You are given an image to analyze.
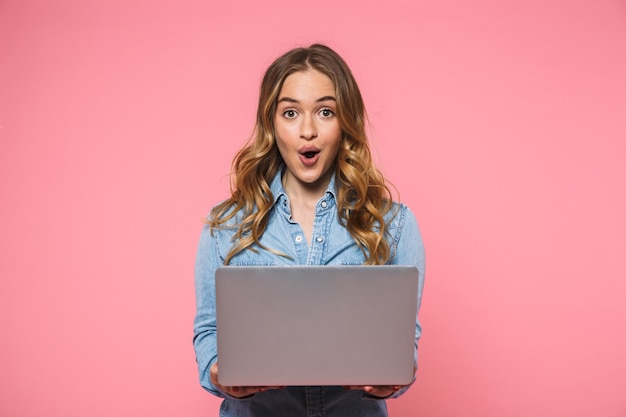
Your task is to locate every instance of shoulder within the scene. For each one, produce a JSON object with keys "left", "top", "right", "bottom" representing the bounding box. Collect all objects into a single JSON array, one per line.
[
  {"left": 386, "top": 202, "right": 425, "bottom": 268},
  {"left": 384, "top": 202, "right": 418, "bottom": 230},
  {"left": 198, "top": 202, "right": 244, "bottom": 262},
  {"left": 206, "top": 200, "right": 244, "bottom": 229}
]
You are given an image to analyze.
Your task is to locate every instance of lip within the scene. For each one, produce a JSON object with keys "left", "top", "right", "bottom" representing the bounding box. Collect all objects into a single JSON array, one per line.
[
  {"left": 298, "top": 146, "right": 321, "bottom": 167},
  {"left": 298, "top": 145, "right": 321, "bottom": 155}
]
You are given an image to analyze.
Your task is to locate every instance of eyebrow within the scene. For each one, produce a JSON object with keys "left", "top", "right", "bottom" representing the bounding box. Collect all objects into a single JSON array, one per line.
[{"left": 277, "top": 95, "right": 336, "bottom": 104}]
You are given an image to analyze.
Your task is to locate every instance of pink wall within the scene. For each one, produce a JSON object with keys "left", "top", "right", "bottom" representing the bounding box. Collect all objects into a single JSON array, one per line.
[{"left": 1, "top": 1, "right": 625, "bottom": 416}]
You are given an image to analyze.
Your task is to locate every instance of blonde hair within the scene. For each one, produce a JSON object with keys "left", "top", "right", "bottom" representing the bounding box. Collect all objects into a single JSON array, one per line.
[{"left": 209, "top": 44, "right": 395, "bottom": 264}]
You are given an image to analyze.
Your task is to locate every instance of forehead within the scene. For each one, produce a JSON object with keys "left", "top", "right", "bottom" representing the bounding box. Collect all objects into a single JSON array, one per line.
[{"left": 278, "top": 69, "right": 335, "bottom": 99}]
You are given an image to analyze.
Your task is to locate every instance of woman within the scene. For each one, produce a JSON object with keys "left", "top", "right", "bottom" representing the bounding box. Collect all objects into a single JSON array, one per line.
[{"left": 193, "top": 43, "right": 425, "bottom": 416}]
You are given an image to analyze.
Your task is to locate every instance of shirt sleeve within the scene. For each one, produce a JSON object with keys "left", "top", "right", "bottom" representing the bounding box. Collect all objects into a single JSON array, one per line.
[
  {"left": 392, "top": 205, "right": 426, "bottom": 312},
  {"left": 381, "top": 204, "right": 426, "bottom": 400},
  {"left": 193, "top": 223, "right": 226, "bottom": 397}
]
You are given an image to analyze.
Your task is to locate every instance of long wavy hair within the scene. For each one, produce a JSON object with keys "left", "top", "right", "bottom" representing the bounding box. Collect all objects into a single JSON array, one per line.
[{"left": 209, "top": 44, "right": 395, "bottom": 265}]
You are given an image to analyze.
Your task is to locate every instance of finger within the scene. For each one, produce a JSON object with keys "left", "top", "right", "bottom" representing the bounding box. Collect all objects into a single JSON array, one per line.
[
  {"left": 364, "top": 385, "right": 397, "bottom": 397},
  {"left": 227, "top": 385, "right": 285, "bottom": 398},
  {"left": 209, "top": 362, "right": 220, "bottom": 386},
  {"left": 226, "top": 386, "right": 256, "bottom": 398}
]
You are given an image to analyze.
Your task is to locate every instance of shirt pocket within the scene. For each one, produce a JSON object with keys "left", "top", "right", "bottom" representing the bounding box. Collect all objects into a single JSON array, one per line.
[
  {"left": 324, "top": 231, "right": 367, "bottom": 265},
  {"left": 224, "top": 247, "right": 281, "bottom": 266},
  {"left": 212, "top": 227, "right": 279, "bottom": 266},
  {"left": 228, "top": 259, "right": 278, "bottom": 266}
]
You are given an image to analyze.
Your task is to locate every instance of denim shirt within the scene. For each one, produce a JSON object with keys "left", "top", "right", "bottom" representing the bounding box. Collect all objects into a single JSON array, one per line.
[{"left": 193, "top": 171, "right": 425, "bottom": 417}]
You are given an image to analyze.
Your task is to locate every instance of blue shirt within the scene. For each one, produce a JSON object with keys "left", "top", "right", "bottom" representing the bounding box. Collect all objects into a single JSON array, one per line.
[{"left": 193, "top": 171, "right": 425, "bottom": 417}]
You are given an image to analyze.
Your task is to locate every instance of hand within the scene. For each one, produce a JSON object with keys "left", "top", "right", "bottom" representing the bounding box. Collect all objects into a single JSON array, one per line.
[
  {"left": 343, "top": 384, "right": 403, "bottom": 398},
  {"left": 345, "top": 364, "right": 416, "bottom": 398},
  {"left": 210, "top": 362, "right": 285, "bottom": 398}
]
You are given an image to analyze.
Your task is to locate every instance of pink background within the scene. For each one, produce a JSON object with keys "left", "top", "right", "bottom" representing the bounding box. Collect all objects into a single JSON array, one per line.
[{"left": 1, "top": 0, "right": 625, "bottom": 416}]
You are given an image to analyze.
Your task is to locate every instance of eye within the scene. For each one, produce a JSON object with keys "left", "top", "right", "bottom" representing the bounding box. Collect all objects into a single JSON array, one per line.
[
  {"left": 319, "top": 108, "right": 335, "bottom": 118},
  {"left": 283, "top": 109, "right": 298, "bottom": 119}
]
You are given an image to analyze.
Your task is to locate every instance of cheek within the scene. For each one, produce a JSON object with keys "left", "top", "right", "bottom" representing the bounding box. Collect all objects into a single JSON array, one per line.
[
  {"left": 273, "top": 128, "right": 288, "bottom": 151},
  {"left": 274, "top": 135, "right": 286, "bottom": 157},
  {"left": 273, "top": 128, "right": 291, "bottom": 160},
  {"left": 324, "top": 124, "right": 343, "bottom": 147},
  {"left": 274, "top": 119, "right": 294, "bottom": 142}
]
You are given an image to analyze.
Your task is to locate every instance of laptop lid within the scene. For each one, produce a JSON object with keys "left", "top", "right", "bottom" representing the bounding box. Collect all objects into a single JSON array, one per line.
[{"left": 215, "top": 265, "right": 419, "bottom": 386}]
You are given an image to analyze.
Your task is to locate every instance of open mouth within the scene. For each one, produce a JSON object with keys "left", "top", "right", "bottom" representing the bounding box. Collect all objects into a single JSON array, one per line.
[{"left": 299, "top": 149, "right": 320, "bottom": 166}]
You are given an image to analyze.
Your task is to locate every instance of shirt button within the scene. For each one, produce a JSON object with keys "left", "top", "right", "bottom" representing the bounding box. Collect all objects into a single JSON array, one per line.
[
  {"left": 320, "top": 201, "right": 328, "bottom": 208},
  {"left": 295, "top": 235, "right": 303, "bottom": 243},
  {"left": 316, "top": 237, "right": 324, "bottom": 243}
]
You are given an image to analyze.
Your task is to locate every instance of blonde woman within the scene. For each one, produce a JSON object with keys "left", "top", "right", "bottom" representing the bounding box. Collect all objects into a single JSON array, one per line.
[{"left": 193, "top": 44, "right": 425, "bottom": 417}]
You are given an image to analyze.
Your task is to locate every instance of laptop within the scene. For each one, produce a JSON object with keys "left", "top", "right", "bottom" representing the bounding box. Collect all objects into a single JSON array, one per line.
[{"left": 215, "top": 265, "right": 419, "bottom": 386}]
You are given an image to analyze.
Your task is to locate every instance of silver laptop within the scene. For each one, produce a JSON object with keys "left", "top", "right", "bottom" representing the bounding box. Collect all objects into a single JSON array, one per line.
[{"left": 215, "top": 265, "right": 419, "bottom": 386}]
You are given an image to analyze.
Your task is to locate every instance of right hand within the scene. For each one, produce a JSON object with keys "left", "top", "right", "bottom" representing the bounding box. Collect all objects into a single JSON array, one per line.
[{"left": 210, "top": 362, "right": 285, "bottom": 398}]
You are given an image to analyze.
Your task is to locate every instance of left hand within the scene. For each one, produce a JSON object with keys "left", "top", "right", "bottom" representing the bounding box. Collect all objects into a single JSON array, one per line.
[{"left": 344, "top": 384, "right": 403, "bottom": 398}]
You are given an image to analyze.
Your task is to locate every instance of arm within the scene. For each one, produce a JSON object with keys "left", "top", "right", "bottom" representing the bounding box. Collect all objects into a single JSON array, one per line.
[
  {"left": 193, "top": 223, "right": 223, "bottom": 397},
  {"left": 193, "top": 223, "right": 283, "bottom": 399},
  {"left": 364, "top": 205, "right": 426, "bottom": 399}
]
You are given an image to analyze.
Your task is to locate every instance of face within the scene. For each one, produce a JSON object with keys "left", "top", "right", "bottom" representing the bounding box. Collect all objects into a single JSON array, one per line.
[{"left": 274, "top": 69, "right": 342, "bottom": 197}]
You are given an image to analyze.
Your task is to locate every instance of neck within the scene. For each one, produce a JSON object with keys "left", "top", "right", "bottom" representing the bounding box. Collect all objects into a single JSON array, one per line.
[{"left": 281, "top": 172, "right": 331, "bottom": 206}]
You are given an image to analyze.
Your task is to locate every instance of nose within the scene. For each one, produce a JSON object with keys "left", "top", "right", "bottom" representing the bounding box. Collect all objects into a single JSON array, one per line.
[{"left": 299, "top": 114, "right": 318, "bottom": 140}]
